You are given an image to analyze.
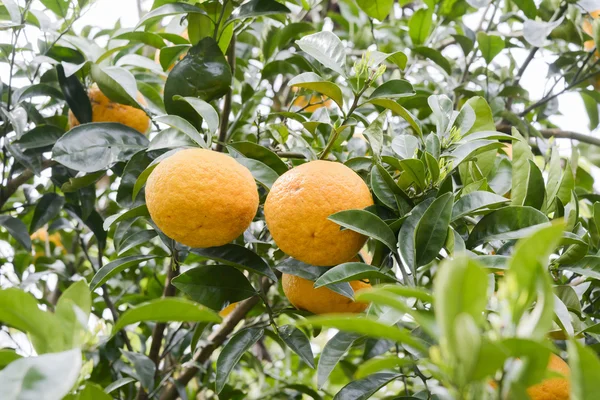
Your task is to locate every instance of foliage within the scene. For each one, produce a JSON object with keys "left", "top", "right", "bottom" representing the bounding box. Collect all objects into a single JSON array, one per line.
[{"left": 2, "top": 0, "right": 600, "bottom": 399}]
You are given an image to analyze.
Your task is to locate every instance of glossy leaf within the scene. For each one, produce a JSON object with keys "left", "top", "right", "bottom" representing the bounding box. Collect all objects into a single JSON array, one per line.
[
  {"left": 288, "top": 72, "right": 344, "bottom": 109},
  {"left": 476, "top": 32, "right": 504, "bottom": 64},
  {"left": 193, "top": 244, "right": 277, "bottom": 281},
  {"left": 228, "top": 141, "right": 288, "bottom": 174},
  {"left": 30, "top": 193, "right": 65, "bottom": 233},
  {"left": 233, "top": 0, "right": 290, "bottom": 19},
  {"left": 278, "top": 325, "right": 315, "bottom": 368},
  {"left": 317, "top": 331, "right": 361, "bottom": 388},
  {"left": 333, "top": 372, "right": 400, "bottom": 400},
  {"left": 356, "top": 0, "right": 393, "bottom": 20},
  {"left": 0, "top": 216, "right": 31, "bottom": 250},
  {"left": 172, "top": 96, "right": 219, "bottom": 133},
  {"left": 296, "top": 32, "right": 346, "bottom": 76},
  {"left": 215, "top": 328, "right": 264, "bottom": 393},
  {"left": 314, "top": 262, "right": 397, "bottom": 288},
  {"left": 414, "top": 193, "right": 453, "bottom": 266},
  {"left": 328, "top": 209, "right": 397, "bottom": 252},
  {"left": 57, "top": 64, "right": 92, "bottom": 124},
  {"left": 52, "top": 123, "right": 149, "bottom": 173},
  {"left": 408, "top": 8, "right": 433, "bottom": 45},
  {"left": 136, "top": 3, "right": 207, "bottom": 28},
  {"left": 172, "top": 265, "right": 256, "bottom": 310},
  {"left": 451, "top": 191, "right": 508, "bottom": 221}
]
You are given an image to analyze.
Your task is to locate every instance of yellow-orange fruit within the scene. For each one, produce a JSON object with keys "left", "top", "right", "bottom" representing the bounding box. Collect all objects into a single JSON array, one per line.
[
  {"left": 282, "top": 273, "right": 370, "bottom": 314},
  {"left": 68, "top": 85, "right": 150, "bottom": 134},
  {"left": 264, "top": 160, "right": 374, "bottom": 266},
  {"left": 527, "top": 354, "right": 570, "bottom": 400},
  {"left": 219, "top": 302, "right": 239, "bottom": 317},
  {"left": 145, "top": 149, "right": 259, "bottom": 248}
]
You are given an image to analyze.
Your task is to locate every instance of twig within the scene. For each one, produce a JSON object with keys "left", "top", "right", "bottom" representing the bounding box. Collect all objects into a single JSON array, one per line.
[
  {"left": 158, "top": 277, "right": 273, "bottom": 400},
  {"left": 496, "top": 124, "right": 600, "bottom": 147},
  {"left": 215, "top": 35, "right": 236, "bottom": 152},
  {"left": 0, "top": 159, "right": 57, "bottom": 210}
]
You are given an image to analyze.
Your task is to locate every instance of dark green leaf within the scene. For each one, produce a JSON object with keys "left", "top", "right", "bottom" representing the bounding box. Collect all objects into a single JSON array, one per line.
[
  {"left": 57, "top": 65, "right": 92, "bottom": 124},
  {"left": 412, "top": 46, "right": 452, "bottom": 74},
  {"left": 476, "top": 32, "right": 505, "bottom": 64},
  {"left": 216, "top": 328, "right": 264, "bottom": 393},
  {"left": 317, "top": 331, "right": 361, "bottom": 388},
  {"left": 0, "top": 216, "right": 31, "bottom": 250},
  {"left": 278, "top": 325, "right": 315, "bottom": 368},
  {"left": 136, "top": 3, "right": 207, "bottom": 28},
  {"left": 370, "top": 79, "right": 415, "bottom": 100},
  {"left": 288, "top": 72, "right": 344, "bottom": 109},
  {"left": 91, "top": 255, "right": 158, "bottom": 290},
  {"left": 121, "top": 351, "right": 156, "bottom": 391},
  {"left": 30, "top": 193, "right": 65, "bottom": 233},
  {"left": 193, "top": 244, "right": 277, "bottom": 281},
  {"left": 333, "top": 372, "right": 400, "bottom": 400},
  {"left": 228, "top": 141, "right": 288, "bottom": 174},
  {"left": 328, "top": 209, "right": 397, "bottom": 252},
  {"left": 314, "top": 262, "right": 396, "bottom": 288},
  {"left": 172, "top": 265, "right": 256, "bottom": 310},
  {"left": 452, "top": 191, "right": 508, "bottom": 221},
  {"left": 233, "top": 0, "right": 291, "bottom": 19},
  {"left": 414, "top": 193, "right": 453, "bottom": 266}
]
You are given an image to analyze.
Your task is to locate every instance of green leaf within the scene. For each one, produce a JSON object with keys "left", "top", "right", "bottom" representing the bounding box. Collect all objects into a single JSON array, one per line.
[
  {"left": 328, "top": 209, "right": 397, "bottom": 252},
  {"left": 113, "top": 31, "right": 166, "bottom": 48},
  {"left": 216, "top": 328, "right": 264, "bottom": 393},
  {"left": 288, "top": 72, "right": 344, "bottom": 109},
  {"left": 90, "top": 64, "right": 141, "bottom": 108},
  {"left": 452, "top": 191, "right": 509, "bottom": 221},
  {"left": 278, "top": 325, "right": 315, "bottom": 368},
  {"left": 464, "top": 97, "right": 496, "bottom": 134},
  {"left": 233, "top": 0, "right": 291, "bottom": 19},
  {"left": 398, "top": 158, "right": 426, "bottom": 190},
  {"left": 57, "top": 64, "right": 92, "bottom": 124},
  {"left": 362, "top": 111, "right": 387, "bottom": 159},
  {"left": 0, "top": 216, "right": 31, "bottom": 250},
  {"left": 523, "top": 160, "right": 545, "bottom": 210},
  {"left": 476, "top": 32, "right": 505, "bottom": 64},
  {"left": 356, "top": 0, "right": 393, "bottom": 20},
  {"left": 370, "top": 79, "right": 415, "bottom": 99},
  {"left": 235, "top": 157, "right": 279, "bottom": 189},
  {"left": 121, "top": 351, "right": 155, "bottom": 391},
  {"left": 228, "top": 141, "right": 288, "bottom": 174},
  {"left": 467, "top": 206, "right": 549, "bottom": 247},
  {"left": 30, "top": 193, "right": 65, "bottom": 233},
  {"left": 164, "top": 37, "right": 231, "bottom": 125},
  {"left": 172, "top": 265, "right": 256, "bottom": 310},
  {"left": 153, "top": 115, "right": 207, "bottom": 147},
  {"left": 568, "top": 339, "right": 600, "bottom": 400},
  {"left": 62, "top": 171, "right": 105, "bottom": 193},
  {"left": 103, "top": 204, "right": 149, "bottom": 231},
  {"left": 0, "top": 349, "right": 21, "bottom": 370},
  {"left": 370, "top": 50, "right": 408, "bottom": 70},
  {"left": 314, "top": 262, "right": 396, "bottom": 288},
  {"left": 172, "top": 96, "right": 219, "bottom": 134},
  {"left": 15, "top": 83, "right": 64, "bottom": 104},
  {"left": 75, "top": 383, "right": 112, "bottom": 400},
  {"left": 113, "top": 298, "right": 221, "bottom": 334},
  {"left": 52, "top": 123, "right": 149, "bottom": 173},
  {"left": 333, "top": 372, "right": 400, "bottom": 400},
  {"left": 55, "top": 281, "right": 91, "bottom": 348},
  {"left": 317, "top": 331, "right": 361, "bottom": 388},
  {"left": 0, "top": 349, "right": 82, "bottom": 400},
  {"left": 193, "top": 244, "right": 277, "bottom": 281},
  {"left": 414, "top": 193, "right": 454, "bottom": 266},
  {"left": 117, "top": 229, "right": 157, "bottom": 255},
  {"left": 277, "top": 258, "right": 354, "bottom": 299},
  {"left": 408, "top": 8, "right": 433, "bottom": 45},
  {"left": 368, "top": 98, "right": 422, "bottom": 137},
  {"left": 434, "top": 256, "right": 488, "bottom": 360},
  {"left": 14, "top": 125, "right": 64, "bottom": 151},
  {"left": 104, "top": 378, "right": 136, "bottom": 394},
  {"left": 391, "top": 135, "right": 419, "bottom": 159},
  {"left": 514, "top": 0, "right": 537, "bottom": 19},
  {"left": 298, "top": 315, "right": 425, "bottom": 351},
  {"left": 511, "top": 129, "right": 534, "bottom": 205},
  {"left": 136, "top": 3, "right": 207, "bottom": 28},
  {"left": 398, "top": 198, "right": 433, "bottom": 273},
  {"left": 295, "top": 32, "right": 346, "bottom": 76},
  {"left": 412, "top": 46, "right": 452, "bottom": 74},
  {"left": 355, "top": 356, "right": 413, "bottom": 379},
  {"left": 91, "top": 255, "right": 158, "bottom": 290}
]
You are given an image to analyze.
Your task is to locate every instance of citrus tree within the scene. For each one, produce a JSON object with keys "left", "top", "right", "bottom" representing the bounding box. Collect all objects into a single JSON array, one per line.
[{"left": 3, "top": 0, "right": 600, "bottom": 399}]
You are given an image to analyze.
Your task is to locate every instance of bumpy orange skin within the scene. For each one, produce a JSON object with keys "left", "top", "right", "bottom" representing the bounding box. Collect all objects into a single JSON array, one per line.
[
  {"left": 68, "top": 86, "right": 150, "bottom": 134},
  {"left": 264, "top": 160, "right": 374, "bottom": 266},
  {"left": 145, "top": 149, "right": 259, "bottom": 248},
  {"left": 526, "top": 354, "right": 570, "bottom": 400},
  {"left": 282, "top": 273, "right": 370, "bottom": 314}
]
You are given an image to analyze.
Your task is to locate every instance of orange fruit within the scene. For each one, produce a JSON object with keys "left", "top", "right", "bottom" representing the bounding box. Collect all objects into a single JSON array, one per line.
[
  {"left": 68, "top": 85, "right": 150, "bottom": 134},
  {"left": 264, "top": 160, "right": 374, "bottom": 266},
  {"left": 219, "top": 302, "right": 239, "bottom": 317},
  {"left": 282, "top": 273, "right": 370, "bottom": 314},
  {"left": 526, "top": 354, "right": 570, "bottom": 400},
  {"left": 145, "top": 149, "right": 259, "bottom": 248}
]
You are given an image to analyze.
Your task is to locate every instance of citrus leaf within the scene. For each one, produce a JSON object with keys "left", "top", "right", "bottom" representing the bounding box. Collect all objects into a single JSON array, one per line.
[
  {"left": 278, "top": 325, "right": 315, "bottom": 368},
  {"left": 328, "top": 209, "right": 396, "bottom": 252},
  {"left": 314, "top": 262, "right": 397, "bottom": 288},
  {"left": 193, "top": 244, "right": 277, "bottom": 281},
  {"left": 215, "top": 328, "right": 264, "bottom": 393},
  {"left": 91, "top": 255, "right": 158, "bottom": 290}
]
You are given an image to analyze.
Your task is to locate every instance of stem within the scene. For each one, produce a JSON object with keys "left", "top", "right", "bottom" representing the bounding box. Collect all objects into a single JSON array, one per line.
[
  {"left": 216, "top": 35, "right": 236, "bottom": 152},
  {"left": 158, "top": 278, "right": 273, "bottom": 400},
  {"left": 319, "top": 83, "right": 369, "bottom": 160},
  {"left": 496, "top": 124, "right": 600, "bottom": 147},
  {"left": 0, "top": 160, "right": 57, "bottom": 210}
]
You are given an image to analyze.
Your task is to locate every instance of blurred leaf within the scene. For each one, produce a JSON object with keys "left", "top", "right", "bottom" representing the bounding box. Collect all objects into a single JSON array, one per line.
[
  {"left": 328, "top": 209, "right": 397, "bottom": 252},
  {"left": 296, "top": 32, "right": 346, "bottom": 76},
  {"left": 409, "top": 8, "right": 433, "bottom": 45},
  {"left": 523, "top": 160, "right": 545, "bottom": 210},
  {"left": 121, "top": 351, "right": 156, "bottom": 390},
  {"left": 278, "top": 325, "right": 315, "bottom": 368},
  {"left": 113, "top": 298, "right": 221, "bottom": 334},
  {"left": 117, "top": 229, "right": 157, "bottom": 255},
  {"left": 369, "top": 98, "right": 422, "bottom": 137},
  {"left": 476, "top": 32, "right": 504, "bottom": 64},
  {"left": 356, "top": 0, "right": 393, "bottom": 20},
  {"left": 216, "top": 328, "right": 264, "bottom": 393},
  {"left": 412, "top": 46, "right": 451, "bottom": 74},
  {"left": 523, "top": 16, "right": 564, "bottom": 47},
  {"left": 173, "top": 96, "right": 219, "bottom": 134},
  {"left": 513, "top": 0, "right": 536, "bottom": 18},
  {"left": 90, "top": 65, "right": 141, "bottom": 108},
  {"left": 355, "top": 356, "right": 413, "bottom": 379},
  {"left": 333, "top": 372, "right": 401, "bottom": 400},
  {"left": 235, "top": 157, "right": 279, "bottom": 189},
  {"left": 62, "top": 171, "right": 105, "bottom": 193},
  {"left": 154, "top": 115, "right": 207, "bottom": 148},
  {"left": 228, "top": 141, "right": 288, "bottom": 174},
  {"left": 568, "top": 339, "right": 600, "bottom": 400},
  {"left": 14, "top": 125, "right": 64, "bottom": 151},
  {"left": 52, "top": 123, "right": 149, "bottom": 173},
  {"left": 362, "top": 111, "right": 387, "bottom": 159},
  {"left": 30, "top": 193, "right": 65, "bottom": 233},
  {"left": 113, "top": 31, "right": 166, "bottom": 48},
  {"left": 0, "top": 350, "right": 21, "bottom": 370},
  {"left": 172, "top": 265, "right": 256, "bottom": 310},
  {"left": 136, "top": 3, "right": 207, "bottom": 28},
  {"left": 0, "top": 216, "right": 31, "bottom": 250},
  {"left": 451, "top": 191, "right": 508, "bottom": 221},
  {"left": 370, "top": 79, "right": 415, "bottom": 100},
  {"left": 233, "top": 0, "right": 291, "bottom": 19},
  {"left": 0, "top": 349, "right": 82, "bottom": 400}
]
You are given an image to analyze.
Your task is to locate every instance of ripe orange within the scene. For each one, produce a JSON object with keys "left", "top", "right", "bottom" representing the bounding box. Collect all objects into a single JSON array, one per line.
[
  {"left": 282, "top": 273, "right": 370, "bottom": 314},
  {"left": 264, "top": 160, "right": 373, "bottom": 266},
  {"left": 219, "top": 302, "right": 239, "bottom": 317},
  {"left": 68, "top": 85, "right": 150, "bottom": 134},
  {"left": 526, "top": 354, "right": 570, "bottom": 400},
  {"left": 145, "top": 149, "right": 259, "bottom": 248}
]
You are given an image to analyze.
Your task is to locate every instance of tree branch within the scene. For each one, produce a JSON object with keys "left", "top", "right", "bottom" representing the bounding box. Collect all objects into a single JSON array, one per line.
[
  {"left": 496, "top": 124, "right": 600, "bottom": 147},
  {"left": 216, "top": 35, "right": 236, "bottom": 152},
  {"left": 0, "top": 159, "right": 57, "bottom": 210},
  {"left": 158, "top": 278, "right": 273, "bottom": 400}
]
